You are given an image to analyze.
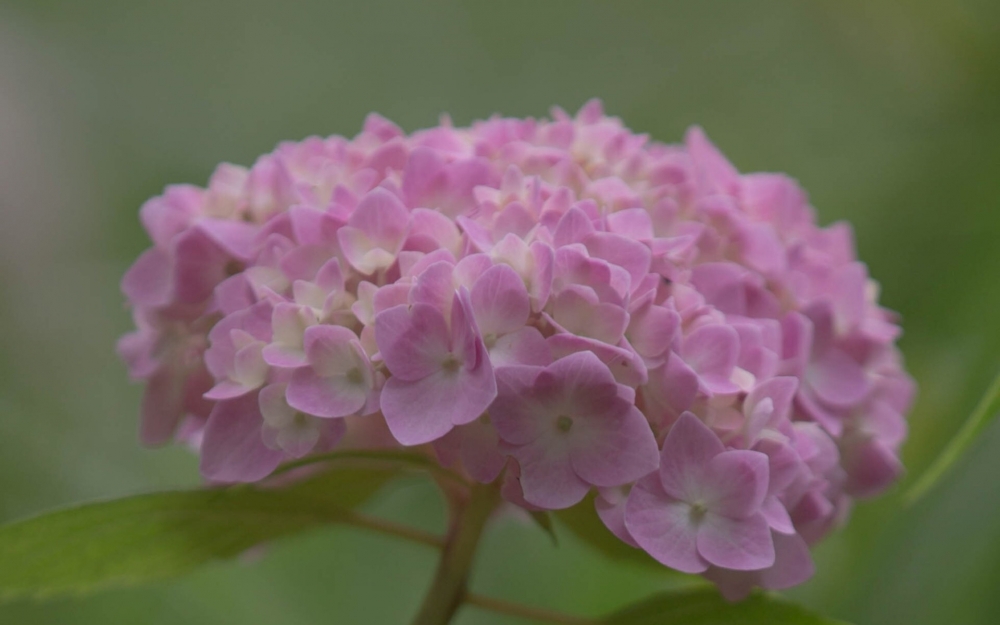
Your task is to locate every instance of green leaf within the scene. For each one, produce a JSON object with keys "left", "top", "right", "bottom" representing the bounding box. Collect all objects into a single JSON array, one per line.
[
  {"left": 906, "top": 366, "right": 1000, "bottom": 504},
  {"left": 272, "top": 448, "right": 466, "bottom": 486},
  {"left": 528, "top": 510, "right": 558, "bottom": 545},
  {"left": 601, "top": 587, "right": 851, "bottom": 624},
  {"left": 0, "top": 461, "right": 400, "bottom": 601},
  {"left": 554, "top": 493, "right": 691, "bottom": 579}
]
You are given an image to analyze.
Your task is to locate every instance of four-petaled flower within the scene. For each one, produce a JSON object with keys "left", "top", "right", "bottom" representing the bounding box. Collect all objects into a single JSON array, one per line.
[
  {"left": 490, "top": 351, "right": 659, "bottom": 509},
  {"left": 626, "top": 412, "right": 774, "bottom": 573},
  {"left": 376, "top": 289, "right": 497, "bottom": 445}
]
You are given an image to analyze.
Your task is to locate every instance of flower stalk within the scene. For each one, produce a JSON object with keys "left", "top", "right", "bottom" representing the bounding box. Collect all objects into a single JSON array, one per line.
[{"left": 411, "top": 481, "right": 501, "bottom": 625}]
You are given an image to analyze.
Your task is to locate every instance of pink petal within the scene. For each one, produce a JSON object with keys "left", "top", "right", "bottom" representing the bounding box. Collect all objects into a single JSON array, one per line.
[
  {"left": 380, "top": 360, "right": 496, "bottom": 446},
  {"left": 200, "top": 393, "right": 284, "bottom": 483},
  {"left": 408, "top": 208, "right": 463, "bottom": 255},
  {"left": 737, "top": 221, "right": 786, "bottom": 277},
  {"left": 232, "top": 341, "right": 268, "bottom": 387},
  {"left": 338, "top": 227, "right": 399, "bottom": 275},
  {"left": 583, "top": 232, "right": 651, "bottom": 289},
  {"left": 139, "top": 366, "right": 188, "bottom": 447},
  {"left": 779, "top": 311, "right": 812, "bottom": 375},
  {"left": 402, "top": 147, "right": 446, "bottom": 207},
  {"left": 204, "top": 380, "right": 253, "bottom": 401},
  {"left": 659, "top": 412, "right": 725, "bottom": 501},
  {"left": 595, "top": 488, "right": 639, "bottom": 548},
  {"left": 864, "top": 400, "right": 908, "bottom": 447},
  {"left": 214, "top": 274, "right": 254, "bottom": 316},
  {"left": 755, "top": 437, "right": 805, "bottom": 495},
  {"left": 759, "top": 531, "right": 815, "bottom": 590},
  {"left": 551, "top": 289, "right": 628, "bottom": 344},
  {"left": 195, "top": 219, "right": 257, "bottom": 260},
  {"left": 681, "top": 324, "right": 740, "bottom": 394},
  {"left": 470, "top": 264, "right": 530, "bottom": 336},
  {"left": 172, "top": 228, "right": 229, "bottom": 304},
  {"left": 586, "top": 177, "right": 642, "bottom": 211},
  {"left": 488, "top": 327, "right": 552, "bottom": 367},
  {"left": 806, "top": 348, "right": 869, "bottom": 408},
  {"left": 685, "top": 126, "right": 740, "bottom": 196},
  {"left": 625, "top": 475, "right": 707, "bottom": 574},
  {"left": 547, "top": 351, "right": 622, "bottom": 413},
  {"left": 739, "top": 173, "right": 807, "bottom": 227},
  {"left": 286, "top": 368, "right": 368, "bottom": 418},
  {"left": 744, "top": 376, "right": 798, "bottom": 440},
  {"left": 450, "top": 287, "right": 487, "bottom": 369},
  {"left": 117, "top": 330, "right": 157, "bottom": 380},
  {"left": 690, "top": 262, "right": 751, "bottom": 317},
  {"left": 546, "top": 327, "right": 637, "bottom": 374},
  {"left": 121, "top": 247, "right": 173, "bottom": 308},
  {"left": 410, "top": 260, "right": 457, "bottom": 314},
  {"left": 576, "top": 98, "right": 605, "bottom": 122},
  {"left": 452, "top": 253, "right": 494, "bottom": 287},
  {"left": 379, "top": 375, "right": 459, "bottom": 445},
  {"left": 512, "top": 436, "right": 590, "bottom": 509},
  {"left": 204, "top": 302, "right": 273, "bottom": 379},
  {"left": 139, "top": 186, "right": 200, "bottom": 248},
  {"left": 499, "top": 459, "right": 543, "bottom": 511},
  {"left": 553, "top": 206, "right": 596, "bottom": 247},
  {"left": 289, "top": 205, "right": 343, "bottom": 247},
  {"left": 374, "top": 303, "right": 451, "bottom": 381},
  {"left": 761, "top": 496, "right": 795, "bottom": 535},
  {"left": 606, "top": 207, "right": 654, "bottom": 241},
  {"left": 269, "top": 421, "right": 322, "bottom": 459},
  {"left": 789, "top": 491, "right": 835, "bottom": 528},
  {"left": 626, "top": 302, "right": 679, "bottom": 360},
  {"left": 644, "top": 353, "right": 699, "bottom": 417},
  {"left": 528, "top": 241, "right": 554, "bottom": 311},
  {"left": 491, "top": 365, "right": 548, "bottom": 445},
  {"left": 261, "top": 344, "right": 309, "bottom": 368},
  {"left": 279, "top": 244, "right": 335, "bottom": 283},
  {"left": 457, "top": 419, "right": 506, "bottom": 483},
  {"left": 842, "top": 437, "right": 902, "bottom": 499},
  {"left": 347, "top": 187, "right": 410, "bottom": 250},
  {"left": 571, "top": 405, "right": 659, "bottom": 487},
  {"left": 796, "top": 389, "right": 845, "bottom": 436},
  {"left": 494, "top": 203, "right": 536, "bottom": 240},
  {"left": 704, "top": 568, "right": 757, "bottom": 603},
  {"left": 303, "top": 325, "right": 365, "bottom": 377},
  {"left": 697, "top": 512, "right": 774, "bottom": 571},
  {"left": 262, "top": 303, "right": 315, "bottom": 368},
  {"left": 703, "top": 450, "right": 769, "bottom": 518},
  {"left": 833, "top": 262, "right": 867, "bottom": 333}
]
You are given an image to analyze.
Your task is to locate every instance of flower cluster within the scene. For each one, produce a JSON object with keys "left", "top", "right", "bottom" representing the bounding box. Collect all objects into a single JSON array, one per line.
[{"left": 118, "top": 101, "right": 914, "bottom": 598}]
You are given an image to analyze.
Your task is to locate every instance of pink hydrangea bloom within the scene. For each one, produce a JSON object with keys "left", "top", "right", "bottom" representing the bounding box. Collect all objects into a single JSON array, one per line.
[{"left": 118, "top": 101, "right": 914, "bottom": 597}]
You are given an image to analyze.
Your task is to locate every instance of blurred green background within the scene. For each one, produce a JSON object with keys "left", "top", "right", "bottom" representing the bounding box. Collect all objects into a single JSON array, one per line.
[{"left": 1, "top": 1, "right": 999, "bottom": 623}]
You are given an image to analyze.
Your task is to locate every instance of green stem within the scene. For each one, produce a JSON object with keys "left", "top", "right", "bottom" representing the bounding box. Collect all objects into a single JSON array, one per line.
[
  {"left": 338, "top": 509, "right": 444, "bottom": 549},
  {"left": 465, "top": 593, "right": 599, "bottom": 625},
  {"left": 410, "top": 481, "right": 501, "bottom": 625},
  {"left": 906, "top": 365, "right": 1000, "bottom": 504}
]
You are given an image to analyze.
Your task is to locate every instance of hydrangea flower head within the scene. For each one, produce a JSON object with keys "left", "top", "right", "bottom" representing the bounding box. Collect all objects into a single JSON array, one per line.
[{"left": 118, "top": 101, "right": 914, "bottom": 598}]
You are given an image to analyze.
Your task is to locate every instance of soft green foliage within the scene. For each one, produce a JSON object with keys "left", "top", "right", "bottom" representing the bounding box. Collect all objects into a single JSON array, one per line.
[
  {"left": 602, "top": 588, "right": 849, "bottom": 625},
  {"left": 0, "top": 464, "right": 396, "bottom": 600},
  {"left": 906, "top": 368, "right": 1000, "bottom": 503}
]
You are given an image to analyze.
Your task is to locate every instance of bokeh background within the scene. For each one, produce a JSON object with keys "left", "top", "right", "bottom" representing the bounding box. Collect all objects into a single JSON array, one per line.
[{"left": 1, "top": 1, "right": 999, "bottom": 623}]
